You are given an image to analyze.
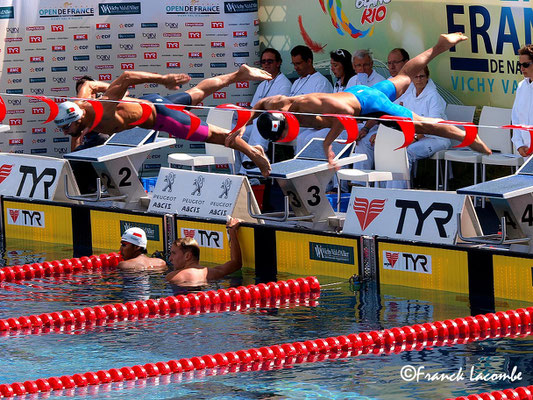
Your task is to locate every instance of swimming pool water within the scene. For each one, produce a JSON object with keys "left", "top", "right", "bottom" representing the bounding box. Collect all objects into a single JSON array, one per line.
[{"left": 0, "top": 245, "right": 532, "bottom": 399}]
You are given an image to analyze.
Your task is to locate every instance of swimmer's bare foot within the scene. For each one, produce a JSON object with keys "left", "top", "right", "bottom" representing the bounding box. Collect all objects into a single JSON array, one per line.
[
  {"left": 471, "top": 135, "right": 492, "bottom": 155},
  {"left": 436, "top": 32, "right": 468, "bottom": 52},
  {"left": 249, "top": 145, "right": 271, "bottom": 177},
  {"left": 236, "top": 64, "right": 272, "bottom": 82}
]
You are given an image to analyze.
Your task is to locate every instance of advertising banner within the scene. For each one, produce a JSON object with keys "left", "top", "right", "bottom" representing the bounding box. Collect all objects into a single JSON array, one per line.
[
  {"left": 0, "top": 0, "right": 259, "bottom": 159},
  {"left": 148, "top": 168, "right": 247, "bottom": 220},
  {"left": 258, "top": 0, "right": 530, "bottom": 108},
  {"left": 343, "top": 187, "right": 466, "bottom": 245}
]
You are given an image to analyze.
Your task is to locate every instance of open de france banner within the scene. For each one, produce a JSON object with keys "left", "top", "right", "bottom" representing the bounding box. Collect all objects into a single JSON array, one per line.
[{"left": 0, "top": 0, "right": 259, "bottom": 159}]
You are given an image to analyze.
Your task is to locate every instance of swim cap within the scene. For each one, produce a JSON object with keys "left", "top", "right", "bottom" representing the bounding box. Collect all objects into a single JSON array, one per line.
[
  {"left": 54, "top": 101, "right": 83, "bottom": 127},
  {"left": 121, "top": 227, "right": 147, "bottom": 249},
  {"left": 256, "top": 112, "right": 286, "bottom": 142}
]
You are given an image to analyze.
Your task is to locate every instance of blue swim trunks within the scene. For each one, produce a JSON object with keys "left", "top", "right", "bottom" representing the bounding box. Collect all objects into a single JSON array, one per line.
[{"left": 344, "top": 80, "right": 413, "bottom": 119}]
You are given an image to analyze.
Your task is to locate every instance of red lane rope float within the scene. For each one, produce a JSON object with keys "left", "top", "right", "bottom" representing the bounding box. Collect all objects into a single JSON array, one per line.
[
  {"left": 438, "top": 120, "right": 478, "bottom": 149},
  {"left": 323, "top": 114, "right": 359, "bottom": 143},
  {"left": 1, "top": 294, "right": 319, "bottom": 338},
  {"left": 25, "top": 95, "right": 59, "bottom": 123},
  {"left": 1, "top": 306, "right": 530, "bottom": 398},
  {"left": 0, "top": 277, "right": 321, "bottom": 334},
  {"left": 502, "top": 124, "right": 533, "bottom": 156},
  {"left": 215, "top": 103, "right": 252, "bottom": 134},
  {"left": 86, "top": 99, "right": 104, "bottom": 133},
  {"left": 380, "top": 115, "right": 415, "bottom": 148},
  {"left": 448, "top": 385, "right": 533, "bottom": 400},
  {"left": 0, "top": 253, "right": 122, "bottom": 283}
]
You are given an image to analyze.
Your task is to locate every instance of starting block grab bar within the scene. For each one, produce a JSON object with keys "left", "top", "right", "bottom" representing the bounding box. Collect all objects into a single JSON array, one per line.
[
  {"left": 456, "top": 214, "right": 530, "bottom": 245},
  {"left": 246, "top": 192, "right": 315, "bottom": 223},
  {"left": 64, "top": 175, "right": 127, "bottom": 203}
]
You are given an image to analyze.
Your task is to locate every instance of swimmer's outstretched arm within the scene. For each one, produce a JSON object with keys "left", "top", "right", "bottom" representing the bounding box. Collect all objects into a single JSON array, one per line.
[
  {"left": 77, "top": 80, "right": 110, "bottom": 99},
  {"left": 206, "top": 218, "right": 243, "bottom": 280},
  {"left": 323, "top": 119, "right": 346, "bottom": 168}
]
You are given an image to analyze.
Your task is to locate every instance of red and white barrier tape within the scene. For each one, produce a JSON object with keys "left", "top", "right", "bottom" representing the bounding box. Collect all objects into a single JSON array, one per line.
[{"left": 1, "top": 93, "right": 531, "bottom": 152}]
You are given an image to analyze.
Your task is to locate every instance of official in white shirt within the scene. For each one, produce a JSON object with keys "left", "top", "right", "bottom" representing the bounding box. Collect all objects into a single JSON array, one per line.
[
  {"left": 239, "top": 48, "right": 292, "bottom": 173},
  {"left": 512, "top": 44, "right": 533, "bottom": 158},
  {"left": 330, "top": 48, "right": 355, "bottom": 93},
  {"left": 349, "top": 49, "right": 386, "bottom": 178},
  {"left": 289, "top": 45, "right": 334, "bottom": 152}
]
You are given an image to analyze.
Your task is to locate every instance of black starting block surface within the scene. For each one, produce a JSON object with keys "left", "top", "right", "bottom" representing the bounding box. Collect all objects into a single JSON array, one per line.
[
  {"left": 64, "top": 128, "right": 174, "bottom": 163},
  {"left": 247, "top": 138, "right": 366, "bottom": 179},
  {"left": 457, "top": 174, "right": 533, "bottom": 199},
  {"left": 106, "top": 128, "right": 157, "bottom": 146}
]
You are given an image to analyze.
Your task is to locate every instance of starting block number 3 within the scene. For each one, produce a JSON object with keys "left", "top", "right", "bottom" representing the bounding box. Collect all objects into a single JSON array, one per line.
[{"left": 286, "top": 185, "right": 322, "bottom": 209}]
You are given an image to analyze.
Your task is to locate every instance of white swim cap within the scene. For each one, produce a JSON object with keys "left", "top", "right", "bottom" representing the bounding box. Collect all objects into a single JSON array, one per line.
[
  {"left": 54, "top": 101, "right": 83, "bottom": 127},
  {"left": 121, "top": 227, "right": 147, "bottom": 249}
]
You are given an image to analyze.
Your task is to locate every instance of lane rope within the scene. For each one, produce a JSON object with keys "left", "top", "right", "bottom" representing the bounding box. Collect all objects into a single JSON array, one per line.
[
  {"left": 0, "top": 277, "right": 321, "bottom": 334},
  {"left": 0, "top": 253, "right": 122, "bottom": 283},
  {"left": 0, "top": 305, "right": 530, "bottom": 397}
]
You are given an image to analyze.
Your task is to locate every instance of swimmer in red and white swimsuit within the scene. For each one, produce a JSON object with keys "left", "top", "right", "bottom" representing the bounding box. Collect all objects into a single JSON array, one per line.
[{"left": 55, "top": 65, "right": 273, "bottom": 177}]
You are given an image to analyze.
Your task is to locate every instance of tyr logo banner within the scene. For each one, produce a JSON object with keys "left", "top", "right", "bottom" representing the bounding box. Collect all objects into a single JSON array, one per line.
[
  {"left": 180, "top": 228, "right": 224, "bottom": 249},
  {"left": 343, "top": 188, "right": 465, "bottom": 245},
  {"left": 0, "top": 154, "right": 68, "bottom": 201},
  {"left": 7, "top": 208, "right": 45, "bottom": 228},
  {"left": 382, "top": 250, "right": 432, "bottom": 274}
]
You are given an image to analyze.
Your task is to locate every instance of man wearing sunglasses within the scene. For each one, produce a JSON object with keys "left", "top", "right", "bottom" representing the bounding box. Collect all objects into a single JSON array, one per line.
[
  {"left": 238, "top": 48, "right": 292, "bottom": 173},
  {"left": 512, "top": 44, "right": 533, "bottom": 157},
  {"left": 54, "top": 65, "right": 274, "bottom": 177},
  {"left": 228, "top": 33, "right": 491, "bottom": 165}
]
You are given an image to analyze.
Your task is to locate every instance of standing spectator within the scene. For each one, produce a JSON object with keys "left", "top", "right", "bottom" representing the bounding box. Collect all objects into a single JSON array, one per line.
[
  {"left": 290, "top": 45, "right": 334, "bottom": 152},
  {"left": 512, "top": 44, "right": 533, "bottom": 158},
  {"left": 239, "top": 48, "right": 292, "bottom": 172}
]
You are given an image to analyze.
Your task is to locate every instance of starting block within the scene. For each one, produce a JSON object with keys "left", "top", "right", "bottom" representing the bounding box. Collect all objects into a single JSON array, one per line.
[
  {"left": 457, "top": 156, "right": 533, "bottom": 248},
  {"left": 63, "top": 127, "right": 175, "bottom": 209},
  {"left": 246, "top": 138, "right": 366, "bottom": 225}
]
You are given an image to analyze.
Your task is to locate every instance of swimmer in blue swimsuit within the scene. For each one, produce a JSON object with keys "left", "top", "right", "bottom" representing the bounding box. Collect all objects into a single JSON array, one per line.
[
  {"left": 54, "top": 65, "right": 274, "bottom": 177},
  {"left": 239, "top": 33, "right": 491, "bottom": 167}
]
